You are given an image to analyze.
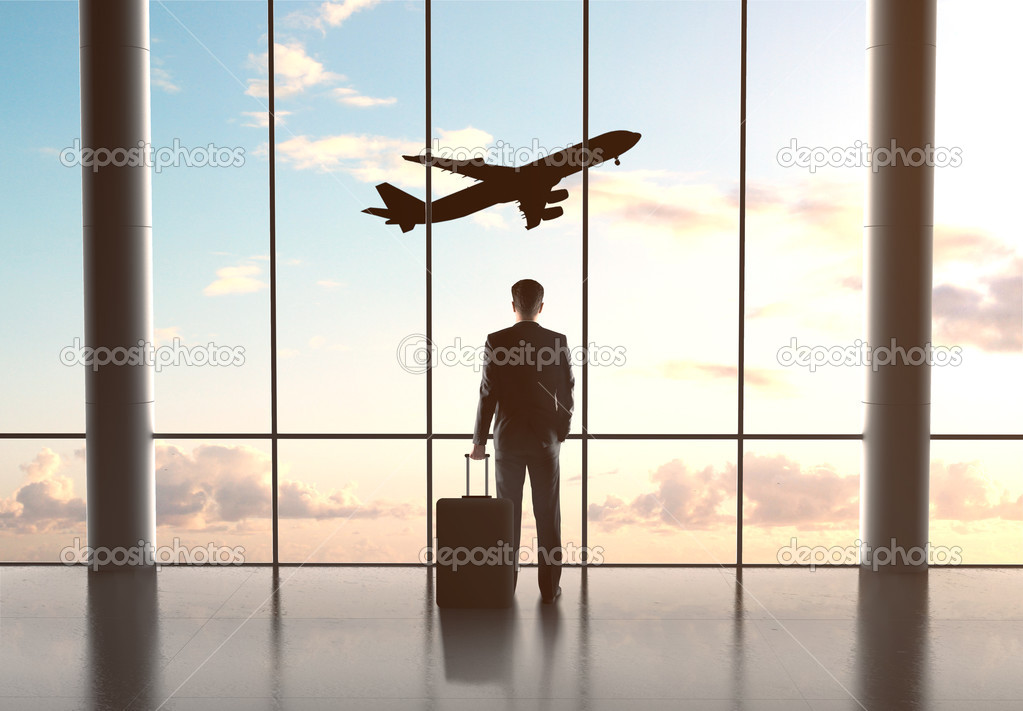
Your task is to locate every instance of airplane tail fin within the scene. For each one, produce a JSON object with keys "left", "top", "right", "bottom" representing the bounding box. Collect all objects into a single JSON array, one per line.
[{"left": 362, "top": 182, "right": 424, "bottom": 233}]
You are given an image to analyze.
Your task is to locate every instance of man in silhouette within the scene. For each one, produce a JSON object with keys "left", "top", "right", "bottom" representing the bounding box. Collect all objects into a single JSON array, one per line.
[{"left": 469, "top": 279, "right": 574, "bottom": 603}]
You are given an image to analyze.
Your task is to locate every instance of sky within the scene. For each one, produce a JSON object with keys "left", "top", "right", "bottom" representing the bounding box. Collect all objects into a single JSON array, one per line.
[{"left": 0, "top": 0, "right": 1019, "bottom": 564}]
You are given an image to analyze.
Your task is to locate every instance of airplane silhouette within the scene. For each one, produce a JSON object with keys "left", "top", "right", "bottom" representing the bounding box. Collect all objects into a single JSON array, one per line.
[{"left": 362, "top": 130, "right": 641, "bottom": 232}]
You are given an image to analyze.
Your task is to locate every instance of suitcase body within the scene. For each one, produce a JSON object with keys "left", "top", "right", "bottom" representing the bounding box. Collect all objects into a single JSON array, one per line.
[{"left": 435, "top": 454, "right": 515, "bottom": 608}]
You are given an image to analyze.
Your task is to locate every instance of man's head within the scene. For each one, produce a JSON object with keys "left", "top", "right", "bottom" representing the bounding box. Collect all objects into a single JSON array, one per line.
[{"left": 511, "top": 279, "right": 544, "bottom": 321}]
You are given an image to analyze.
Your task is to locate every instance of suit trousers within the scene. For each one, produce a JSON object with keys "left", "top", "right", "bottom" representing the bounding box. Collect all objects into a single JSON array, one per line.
[{"left": 494, "top": 443, "right": 563, "bottom": 599}]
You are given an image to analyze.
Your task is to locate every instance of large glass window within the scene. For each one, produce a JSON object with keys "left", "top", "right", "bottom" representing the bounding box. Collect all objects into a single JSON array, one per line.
[
  {"left": 1, "top": 0, "right": 1018, "bottom": 565},
  {"left": 0, "top": 1, "right": 83, "bottom": 434},
  {"left": 151, "top": 0, "right": 271, "bottom": 434},
  {"left": 273, "top": 0, "right": 426, "bottom": 434},
  {"left": 590, "top": 0, "right": 740, "bottom": 436}
]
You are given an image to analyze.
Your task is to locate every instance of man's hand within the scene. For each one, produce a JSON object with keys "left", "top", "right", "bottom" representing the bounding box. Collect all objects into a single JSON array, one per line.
[{"left": 469, "top": 443, "right": 486, "bottom": 460}]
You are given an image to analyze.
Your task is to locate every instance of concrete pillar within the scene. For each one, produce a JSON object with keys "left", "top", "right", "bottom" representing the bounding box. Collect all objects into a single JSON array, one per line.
[
  {"left": 861, "top": 0, "right": 936, "bottom": 571},
  {"left": 81, "top": 0, "right": 155, "bottom": 568}
]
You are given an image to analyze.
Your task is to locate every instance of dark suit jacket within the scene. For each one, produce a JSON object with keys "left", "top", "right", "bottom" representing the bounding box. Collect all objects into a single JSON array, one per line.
[{"left": 472, "top": 320, "right": 575, "bottom": 453}]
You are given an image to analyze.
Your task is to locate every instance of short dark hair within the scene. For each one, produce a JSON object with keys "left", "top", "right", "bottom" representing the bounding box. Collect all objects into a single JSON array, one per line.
[{"left": 511, "top": 279, "right": 544, "bottom": 318}]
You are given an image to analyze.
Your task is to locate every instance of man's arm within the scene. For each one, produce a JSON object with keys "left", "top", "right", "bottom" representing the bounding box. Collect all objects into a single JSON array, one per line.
[
  {"left": 471, "top": 337, "right": 498, "bottom": 458},
  {"left": 557, "top": 337, "right": 575, "bottom": 442}
]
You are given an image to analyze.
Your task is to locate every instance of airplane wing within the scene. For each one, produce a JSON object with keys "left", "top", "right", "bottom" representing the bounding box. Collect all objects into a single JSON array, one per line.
[
  {"left": 517, "top": 192, "right": 548, "bottom": 230},
  {"left": 402, "top": 154, "right": 515, "bottom": 182}
]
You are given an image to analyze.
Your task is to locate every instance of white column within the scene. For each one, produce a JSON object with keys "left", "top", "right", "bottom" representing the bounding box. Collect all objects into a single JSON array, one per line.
[
  {"left": 81, "top": 0, "right": 156, "bottom": 569},
  {"left": 861, "top": 0, "right": 936, "bottom": 572}
]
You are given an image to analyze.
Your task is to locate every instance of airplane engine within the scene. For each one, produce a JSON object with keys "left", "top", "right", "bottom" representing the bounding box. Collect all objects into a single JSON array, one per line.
[
  {"left": 546, "top": 189, "right": 569, "bottom": 204},
  {"left": 542, "top": 206, "right": 564, "bottom": 221}
]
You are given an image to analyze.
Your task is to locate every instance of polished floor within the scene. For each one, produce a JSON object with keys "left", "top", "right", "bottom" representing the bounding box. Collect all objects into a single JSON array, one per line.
[{"left": 2, "top": 566, "right": 1022, "bottom": 710}]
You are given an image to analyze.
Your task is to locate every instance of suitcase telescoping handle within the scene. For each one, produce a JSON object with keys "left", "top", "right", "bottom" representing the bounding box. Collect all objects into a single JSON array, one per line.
[{"left": 464, "top": 453, "right": 491, "bottom": 496}]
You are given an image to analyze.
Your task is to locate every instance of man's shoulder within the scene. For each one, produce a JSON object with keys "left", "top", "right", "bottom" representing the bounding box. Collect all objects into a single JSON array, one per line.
[
  {"left": 488, "top": 323, "right": 570, "bottom": 347},
  {"left": 487, "top": 325, "right": 517, "bottom": 344}
]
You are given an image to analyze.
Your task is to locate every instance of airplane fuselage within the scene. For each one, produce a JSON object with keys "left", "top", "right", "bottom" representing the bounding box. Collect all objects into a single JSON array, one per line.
[{"left": 431, "top": 180, "right": 517, "bottom": 223}]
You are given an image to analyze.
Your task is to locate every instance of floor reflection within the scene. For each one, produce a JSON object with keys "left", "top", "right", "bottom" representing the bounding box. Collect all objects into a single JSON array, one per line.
[
  {"left": 855, "top": 569, "right": 930, "bottom": 709},
  {"left": 437, "top": 605, "right": 520, "bottom": 688},
  {"left": 3, "top": 566, "right": 1019, "bottom": 708},
  {"left": 731, "top": 568, "right": 748, "bottom": 710},
  {"left": 269, "top": 566, "right": 283, "bottom": 706},
  {"left": 535, "top": 596, "right": 562, "bottom": 702},
  {"left": 86, "top": 567, "right": 160, "bottom": 711},
  {"left": 575, "top": 565, "right": 590, "bottom": 707}
]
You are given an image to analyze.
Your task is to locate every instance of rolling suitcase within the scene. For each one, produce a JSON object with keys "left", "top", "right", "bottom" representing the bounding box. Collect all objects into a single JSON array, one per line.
[{"left": 435, "top": 454, "right": 515, "bottom": 608}]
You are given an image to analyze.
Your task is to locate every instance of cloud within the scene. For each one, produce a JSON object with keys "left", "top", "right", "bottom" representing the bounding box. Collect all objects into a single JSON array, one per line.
[
  {"left": 277, "top": 132, "right": 447, "bottom": 191},
  {"left": 157, "top": 444, "right": 270, "bottom": 526},
  {"left": 658, "top": 360, "right": 789, "bottom": 392},
  {"left": 151, "top": 65, "right": 180, "bottom": 94},
  {"left": 931, "top": 459, "right": 1023, "bottom": 522},
  {"left": 0, "top": 449, "right": 85, "bottom": 533},
  {"left": 4, "top": 446, "right": 1018, "bottom": 537},
  {"left": 933, "top": 259, "right": 1022, "bottom": 352},
  {"left": 308, "top": 335, "right": 350, "bottom": 351},
  {"left": 316, "top": 279, "right": 345, "bottom": 289},
  {"left": 317, "top": 0, "right": 380, "bottom": 26},
  {"left": 747, "top": 177, "right": 864, "bottom": 253},
  {"left": 839, "top": 275, "right": 862, "bottom": 291},
  {"left": 742, "top": 454, "right": 858, "bottom": 528},
  {"left": 332, "top": 87, "right": 396, "bottom": 108},
  {"left": 588, "top": 453, "right": 860, "bottom": 533},
  {"left": 590, "top": 450, "right": 1023, "bottom": 536},
  {"left": 433, "top": 126, "right": 495, "bottom": 157},
  {"left": 567, "top": 468, "right": 618, "bottom": 485},
  {"left": 246, "top": 42, "right": 343, "bottom": 99},
  {"left": 154, "top": 326, "right": 182, "bottom": 347},
  {"left": 588, "top": 169, "right": 736, "bottom": 238},
  {"left": 589, "top": 459, "right": 733, "bottom": 533},
  {"left": 204, "top": 264, "right": 268, "bottom": 296},
  {"left": 156, "top": 444, "right": 419, "bottom": 529},
  {"left": 241, "top": 110, "right": 292, "bottom": 128},
  {"left": 279, "top": 480, "right": 416, "bottom": 520},
  {"left": 471, "top": 210, "right": 511, "bottom": 231},
  {"left": 935, "top": 227, "right": 1016, "bottom": 266},
  {"left": 286, "top": 0, "right": 381, "bottom": 31},
  {"left": 274, "top": 126, "right": 502, "bottom": 196},
  {"left": 277, "top": 132, "right": 415, "bottom": 175}
]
